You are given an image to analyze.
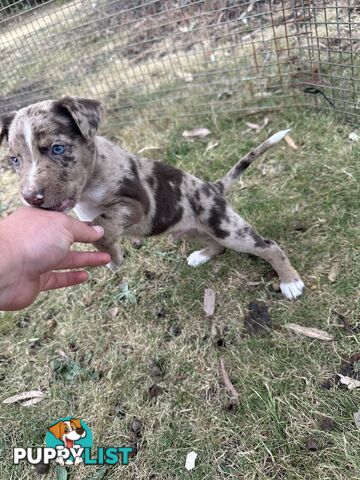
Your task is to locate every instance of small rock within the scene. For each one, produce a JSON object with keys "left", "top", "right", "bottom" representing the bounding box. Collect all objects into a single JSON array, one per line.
[
  {"left": 244, "top": 301, "right": 271, "bottom": 336},
  {"left": 148, "top": 384, "right": 163, "bottom": 399},
  {"left": 129, "top": 418, "right": 143, "bottom": 434},
  {"left": 306, "top": 436, "right": 319, "bottom": 451},
  {"left": 148, "top": 359, "right": 164, "bottom": 378}
]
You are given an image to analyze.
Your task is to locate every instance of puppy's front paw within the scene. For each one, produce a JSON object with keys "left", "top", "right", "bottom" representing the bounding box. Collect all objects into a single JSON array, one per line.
[
  {"left": 187, "top": 250, "right": 211, "bottom": 267},
  {"left": 280, "top": 279, "right": 304, "bottom": 300}
]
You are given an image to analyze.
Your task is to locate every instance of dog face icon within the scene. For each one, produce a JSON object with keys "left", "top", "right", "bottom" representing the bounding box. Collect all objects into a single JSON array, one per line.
[{"left": 48, "top": 419, "right": 86, "bottom": 449}]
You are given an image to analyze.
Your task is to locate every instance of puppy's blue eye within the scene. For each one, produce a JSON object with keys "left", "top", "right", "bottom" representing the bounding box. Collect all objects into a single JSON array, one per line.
[
  {"left": 52, "top": 144, "right": 65, "bottom": 155},
  {"left": 10, "top": 156, "right": 21, "bottom": 168}
]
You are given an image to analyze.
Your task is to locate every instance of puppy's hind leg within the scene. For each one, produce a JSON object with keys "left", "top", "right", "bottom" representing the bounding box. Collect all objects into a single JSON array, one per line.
[
  {"left": 187, "top": 240, "right": 225, "bottom": 267},
  {"left": 205, "top": 204, "right": 304, "bottom": 299}
]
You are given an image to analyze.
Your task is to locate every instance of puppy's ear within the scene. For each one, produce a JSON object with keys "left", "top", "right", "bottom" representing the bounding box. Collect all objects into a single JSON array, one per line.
[
  {"left": 54, "top": 96, "right": 104, "bottom": 140},
  {"left": 0, "top": 111, "right": 16, "bottom": 146},
  {"left": 48, "top": 422, "right": 63, "bottom": 440},
  {"left": 71, "top": 419, "right": 82, "bottom": 429}
]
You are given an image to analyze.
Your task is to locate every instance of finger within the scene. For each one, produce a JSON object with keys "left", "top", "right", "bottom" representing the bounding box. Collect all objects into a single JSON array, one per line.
[
  {"left": 54, "top": 251, "right": 111, "bottom": 270},
  {"left": 65, "top": 216, "right": 105, "bottom": 244},
  {"left": 40, "top": 271, "right": 89, "bottom": 291}
]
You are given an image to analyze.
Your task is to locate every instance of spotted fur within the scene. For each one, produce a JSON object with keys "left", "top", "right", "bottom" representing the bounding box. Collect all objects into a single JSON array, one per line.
[{"left": 0, "top": 98, "right": 304, "bottom": 299}]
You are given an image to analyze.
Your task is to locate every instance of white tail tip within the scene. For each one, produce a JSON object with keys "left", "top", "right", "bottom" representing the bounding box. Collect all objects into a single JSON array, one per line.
[{"left": 267, "top": 128, "right": 292, "bottom": 145}]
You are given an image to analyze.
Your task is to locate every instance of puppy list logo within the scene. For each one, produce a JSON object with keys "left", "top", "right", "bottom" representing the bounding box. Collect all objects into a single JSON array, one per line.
[{"left": 13, "top": 417, "right": 132, "bottom": 466}]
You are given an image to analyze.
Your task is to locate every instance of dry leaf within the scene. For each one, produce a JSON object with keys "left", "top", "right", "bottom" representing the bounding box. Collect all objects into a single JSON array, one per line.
[
  {"left": 284, "top": 134, "right": 298, "bottom": 150},
  {"left": 204, "top": 141, "right": 219, "bottom": 153},
  {"left": 245, "top": 117, "right": 269, "bottom": 132},
  {"left": 203, "top": 288, "right": 216, "bottom": 316},
  {"left": 182, "top": 128, "right": 211, "bottom": 139},
  {"left": 137, "top": 145, "right": 161, "bottom": 154},
  {"left": 245, "top": 121, "right": 261, "bottom": 130},
  {"left": 185, "top": 451, "right": 197, "bottom": 471},
  {"left": 354, "top": 410, "right": 360, "bottom": 429},
  {"left": 109, "top": 307, "right": 118, "bottom": 319},
  {"left": 284, "top": 323, "right": 334, "bottom": 341},
  {"left": 20, "top": 397, "right": 45, "bottom": 407},
  {"left": 338, "top": 374, "right": 360, "bottom": 390},
  {"left": 3, "top": 390, "right": 45, "bottom": 405},
  {"left": 349, "top": 132, "right": 359, "bottom": 142},
  {"left": 328, "top": 262, "right": 340, "bottom": 283}
]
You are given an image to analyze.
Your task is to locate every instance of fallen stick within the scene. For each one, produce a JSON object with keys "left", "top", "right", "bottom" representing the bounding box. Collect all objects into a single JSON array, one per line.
[{"left": 219, "top": 357, "right": 239, "bottom": 400}]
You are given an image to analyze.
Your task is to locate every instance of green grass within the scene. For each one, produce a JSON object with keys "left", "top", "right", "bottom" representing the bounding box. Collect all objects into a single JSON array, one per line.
[{"left": 0, "top": 107, "right": 359, "bottom": 480}]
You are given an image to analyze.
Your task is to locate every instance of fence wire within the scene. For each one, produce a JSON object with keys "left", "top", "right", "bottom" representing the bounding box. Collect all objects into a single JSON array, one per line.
[{"left": 0, "top": 0, "right": 359, "bottom": 131}]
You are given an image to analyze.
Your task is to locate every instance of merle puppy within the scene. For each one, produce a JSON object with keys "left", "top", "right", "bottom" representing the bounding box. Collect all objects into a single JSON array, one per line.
[{"left": 0, "top": 97, "right": 304, "bottom": 299}]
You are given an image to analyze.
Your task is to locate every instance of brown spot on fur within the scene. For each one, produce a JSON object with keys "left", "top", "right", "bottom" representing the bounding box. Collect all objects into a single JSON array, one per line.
[
  {"left": 207, "top": 196, "right": 229, "bottom": 239},
  {"left": 246, "top": 227, "right": 272, "bottom": 249},
  {"left": 150, "top": 162, "right": 184, "bottom": 235},
  {"left": 201, "top": 182, "right": 218, "bottom": 197},
  {"left": 147, "top": 176, "right": 155, "bottom": 188},
  {"left": 189, "top": 195, "right": 204, "bottom": 215},
  {"left": 118, "top": 176, "right": 150, "bottom": 214},
  {"left": 213, "top": 180, "right": 225, "bottom": 195}
]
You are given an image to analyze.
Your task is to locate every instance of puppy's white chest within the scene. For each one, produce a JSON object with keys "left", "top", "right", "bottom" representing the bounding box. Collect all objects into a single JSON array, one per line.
[{"left": 74, "top": 201, "right": 104, "bottom": 222}]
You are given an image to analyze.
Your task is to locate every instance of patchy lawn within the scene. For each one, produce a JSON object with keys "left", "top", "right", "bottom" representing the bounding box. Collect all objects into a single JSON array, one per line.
[{"left": 0, "top": 107, "right": 359, "bottom": 480}]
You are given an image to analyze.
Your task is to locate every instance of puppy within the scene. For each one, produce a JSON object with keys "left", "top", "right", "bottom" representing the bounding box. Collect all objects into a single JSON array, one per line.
[
  {"left": 0, "top": 97, "right": 304, "bottom": 299},
  {"left": 48, "top": 418, "right": 86, "bottom": 465}
]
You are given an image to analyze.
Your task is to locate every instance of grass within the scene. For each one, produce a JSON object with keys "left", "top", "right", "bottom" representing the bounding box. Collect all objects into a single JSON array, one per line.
[{"left": 0, "top": 105, "right": 359, "bottom": 480}]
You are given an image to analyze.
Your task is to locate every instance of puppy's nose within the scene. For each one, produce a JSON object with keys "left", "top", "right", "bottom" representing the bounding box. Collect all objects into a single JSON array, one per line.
[
  {"left": 22, "top": 189, "right": 44, "bottom": 206},
  {"left": 76, "top": 427, "right": 85, "bottom": 435}
]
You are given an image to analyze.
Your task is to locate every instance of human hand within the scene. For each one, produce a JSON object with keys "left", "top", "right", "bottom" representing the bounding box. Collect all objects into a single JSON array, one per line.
[{"left": 0, "top": 207, "right": 111, "bottom": 310}]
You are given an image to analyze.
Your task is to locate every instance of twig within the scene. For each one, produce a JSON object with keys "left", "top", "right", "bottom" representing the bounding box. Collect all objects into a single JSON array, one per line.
[{"left": 219, "top": 357, "right": 239, "bottom": 401}]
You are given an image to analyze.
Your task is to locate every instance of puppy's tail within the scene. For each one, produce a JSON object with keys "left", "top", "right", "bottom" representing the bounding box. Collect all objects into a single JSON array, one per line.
[{"left": 214, "top": 129, "right": 291, "bottom": 194}]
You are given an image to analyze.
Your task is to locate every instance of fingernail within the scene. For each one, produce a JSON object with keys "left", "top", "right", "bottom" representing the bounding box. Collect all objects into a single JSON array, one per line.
[{"left": 92, "top": 225, "right": 104, "bottom": 235}]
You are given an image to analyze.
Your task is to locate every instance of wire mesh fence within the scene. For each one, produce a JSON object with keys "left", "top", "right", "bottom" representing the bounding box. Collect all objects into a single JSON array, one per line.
[{"left": 0, "top": 0, "right": 359, "bottom": 132}]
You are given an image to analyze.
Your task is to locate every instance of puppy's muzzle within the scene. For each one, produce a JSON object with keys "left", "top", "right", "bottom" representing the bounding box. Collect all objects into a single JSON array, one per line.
[{"left": 22, "top": 189, "right": 44, "bottom": 207}]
